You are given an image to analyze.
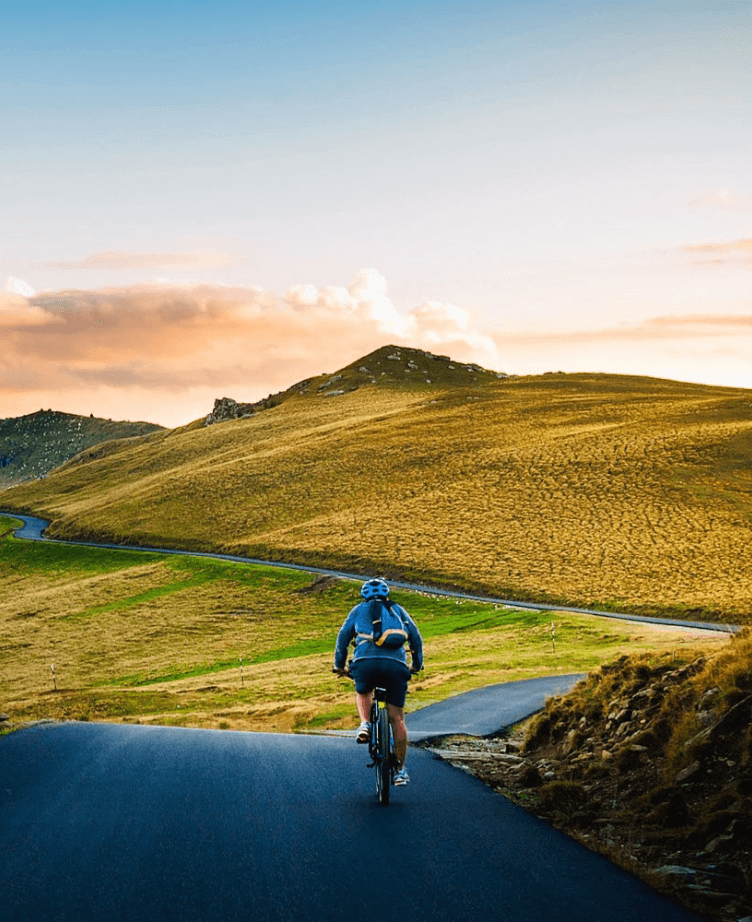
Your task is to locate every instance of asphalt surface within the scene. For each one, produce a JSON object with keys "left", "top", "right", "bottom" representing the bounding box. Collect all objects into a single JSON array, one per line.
[
  {"left": 0, "top": 722, "right": 706, "bottom": 922},
  {"left": 406, "top": 674, "right": 587, "bottom": 741}
]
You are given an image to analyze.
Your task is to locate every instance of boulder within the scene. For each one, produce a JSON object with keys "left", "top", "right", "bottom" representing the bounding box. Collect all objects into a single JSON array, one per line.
[{"left": 205, "top": 397, "right": 255, "bottom": 426}]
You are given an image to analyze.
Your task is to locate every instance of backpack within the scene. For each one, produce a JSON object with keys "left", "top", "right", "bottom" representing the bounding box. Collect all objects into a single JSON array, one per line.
[{"left": 366, "top": 599, "right": 409, "bottom": 649}]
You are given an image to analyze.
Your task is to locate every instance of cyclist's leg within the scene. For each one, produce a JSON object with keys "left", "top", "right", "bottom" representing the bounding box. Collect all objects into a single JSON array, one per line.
[
  {"left": 355, "top": 691, "right": 372, "bottom": 723},
  {"left": 349, "top": 660, "right": 376, "bottom": 737}
]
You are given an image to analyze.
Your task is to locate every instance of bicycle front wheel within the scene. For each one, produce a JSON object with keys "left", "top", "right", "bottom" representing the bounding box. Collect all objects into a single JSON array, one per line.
[{"left": 376, "top": 705, "right": 391, "bottom": 805}]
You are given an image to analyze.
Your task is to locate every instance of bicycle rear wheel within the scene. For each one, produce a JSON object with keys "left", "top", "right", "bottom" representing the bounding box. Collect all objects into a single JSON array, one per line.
[{"left": 376, "top": 705, "right": 391, "bottom": 805}]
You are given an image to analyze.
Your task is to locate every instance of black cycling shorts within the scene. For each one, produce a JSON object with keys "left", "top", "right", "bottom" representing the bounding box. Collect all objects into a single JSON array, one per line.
[{"left": 350, "top": 658, "right": 411, "bottom": 708}]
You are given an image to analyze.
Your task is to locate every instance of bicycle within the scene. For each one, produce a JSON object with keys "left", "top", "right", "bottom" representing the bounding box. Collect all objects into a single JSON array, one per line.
[{"left": 332, "top": 670, "right": 397, "bottom": 805}]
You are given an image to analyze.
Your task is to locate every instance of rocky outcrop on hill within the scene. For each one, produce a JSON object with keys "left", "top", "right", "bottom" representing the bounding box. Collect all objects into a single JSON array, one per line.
[
  {"left": 204, "top": 397, "right": 256, "bottom": 426},
  {"left": 0, "top": 410, "right": 164, "bottom": 489},
  {"left": 428, "top": 636, "right": 752, "bottom": 922}
]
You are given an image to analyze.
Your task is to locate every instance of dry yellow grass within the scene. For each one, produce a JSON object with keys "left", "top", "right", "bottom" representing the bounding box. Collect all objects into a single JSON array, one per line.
[{"left": 4, "top": 353, "right": 752, "bottom": 622}]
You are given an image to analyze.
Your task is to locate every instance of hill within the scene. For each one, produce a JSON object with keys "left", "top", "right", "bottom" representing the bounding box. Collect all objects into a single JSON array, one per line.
[
  {"left": 0, "top": 409, "right": 165, "bottom": 489},
  {"left": 3, "top": 345, "right": 752, "bottom": 622}
]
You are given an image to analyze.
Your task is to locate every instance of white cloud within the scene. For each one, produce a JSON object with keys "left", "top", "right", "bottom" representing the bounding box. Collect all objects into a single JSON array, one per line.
[{"left": 5, "top": 276, "right": 36, "bottom": 297}]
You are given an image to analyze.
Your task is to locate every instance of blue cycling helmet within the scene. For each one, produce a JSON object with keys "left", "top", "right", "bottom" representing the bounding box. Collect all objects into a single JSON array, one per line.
[{"left": 361, "top": 578, "right": 390, "bottom": 601}]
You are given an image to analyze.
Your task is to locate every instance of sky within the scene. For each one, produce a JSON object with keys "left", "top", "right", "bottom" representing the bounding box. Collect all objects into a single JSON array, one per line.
[{"left": 2, "top": 0, "right": 751, "bottom": 427}]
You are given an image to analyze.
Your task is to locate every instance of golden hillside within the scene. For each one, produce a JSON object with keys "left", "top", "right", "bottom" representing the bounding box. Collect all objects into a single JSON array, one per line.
[{"left": 4, "top": 346, "right": 752, "bottom": 622}]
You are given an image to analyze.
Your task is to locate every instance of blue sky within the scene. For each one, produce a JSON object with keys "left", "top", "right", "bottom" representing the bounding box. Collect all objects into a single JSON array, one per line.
[{"left": 2, "top": 1, "right": 751, "bottom": 425}]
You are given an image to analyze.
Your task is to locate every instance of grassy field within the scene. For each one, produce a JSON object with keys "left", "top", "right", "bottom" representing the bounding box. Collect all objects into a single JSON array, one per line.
[
  {"left": 4, "top": 347, "right": 752, "bottom": 622},
  {"left": 0, "top": 515, "right": 730, "bottom": 732}
]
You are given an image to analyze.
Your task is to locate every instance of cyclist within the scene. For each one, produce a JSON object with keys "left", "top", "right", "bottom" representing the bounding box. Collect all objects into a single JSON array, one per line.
[{"left": 333, "top": 578, "right": 423, "bottom": 785}]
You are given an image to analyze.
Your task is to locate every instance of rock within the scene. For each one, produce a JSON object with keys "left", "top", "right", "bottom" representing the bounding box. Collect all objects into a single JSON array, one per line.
[
  {"left": 676, "top": 760, "right": 701, "bottom": 782},
  {"left": 0, "top": 713, "right": 9, "bottom": 722},
  {"left": 654, "top": 865, "right": 699, "bottom": 881},
  {"left": 697, "top": 687, "right": 721, "bottom": 710},
  {"left": 205, "top": 397, "right": 254, "bottom": 426},
  {"left": 563, "top": 728, "right": 580, "bottom": 753},
  {"left": 434, "top": 749, "right": 522, "bottom": 764}
]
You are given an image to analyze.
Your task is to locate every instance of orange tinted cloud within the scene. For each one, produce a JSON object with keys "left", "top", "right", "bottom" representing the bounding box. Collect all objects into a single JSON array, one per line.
[
  {"left": 491, "top": 313, "right": 752, "bottom": 348},
  {"left": 44, "top": 248, "right": 237, "bottom": 271},
  {"left": 0, "top": 271, "right": 500, "bottom": 425},
  {"left": 682, "top": 238, "right": 752, "bottom": 255}
]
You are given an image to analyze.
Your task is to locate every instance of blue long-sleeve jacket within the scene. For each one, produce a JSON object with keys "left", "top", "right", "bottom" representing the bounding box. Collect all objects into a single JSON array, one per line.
[{"left": 334, "top": 600, "right": 423, "bottom": 672}]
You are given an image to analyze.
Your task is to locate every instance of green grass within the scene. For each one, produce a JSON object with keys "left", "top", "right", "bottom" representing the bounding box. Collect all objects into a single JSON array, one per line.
[{"left": 0, "top": 520, "right": 729, "bottom": 732}]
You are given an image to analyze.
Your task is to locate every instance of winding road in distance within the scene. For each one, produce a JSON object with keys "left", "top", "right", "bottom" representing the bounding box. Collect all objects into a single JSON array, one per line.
[{"left": 4, "top": 512, "right": 734, "bottom": 633}]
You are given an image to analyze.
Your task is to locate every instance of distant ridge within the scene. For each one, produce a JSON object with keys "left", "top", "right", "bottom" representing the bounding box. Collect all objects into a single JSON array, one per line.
[{"left": 0, "top": 409, "right": 164, "bottom": 489}]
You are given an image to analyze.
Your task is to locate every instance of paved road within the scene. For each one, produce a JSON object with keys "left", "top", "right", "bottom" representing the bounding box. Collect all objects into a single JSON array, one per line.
[
  {"left": 3, "top": 512, "right": 734, "bottom": 633},
  {"left": 406, "top": 674, "right": 587, "bottom": 741},
  {"left": 0, "top": 722, "right": 705, "bottom": 922}
]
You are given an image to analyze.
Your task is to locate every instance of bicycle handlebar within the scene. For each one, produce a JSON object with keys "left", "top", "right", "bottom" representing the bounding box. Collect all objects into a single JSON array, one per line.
[{"left": 331, "top": 666, "right": 420, "bottom": 678}]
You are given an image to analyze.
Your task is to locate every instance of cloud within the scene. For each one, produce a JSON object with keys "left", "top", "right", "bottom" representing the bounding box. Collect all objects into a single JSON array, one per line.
[
  {"left": 689, "top": 190, "right": 752, "bottom": 210},
  {"left": 680, "top": 237, "right": 752, "bottom": 269},
  {"left": 0, "top": 291, "right": 50, "bottom": 328},
  {"left": 0, "top": 270, "right": 502, "bottom": 426},
  {"left": 5, "top": 276, "right": 37, "bottom": 297},
  {"left": 682, "top": 238, "right": 752, "bottom": 255},
  {"left": 491, "top": 313, "right": 752, "bottom": 348},
  {"left": 44, "top": 248, "right": 237, "bottom": 271}
]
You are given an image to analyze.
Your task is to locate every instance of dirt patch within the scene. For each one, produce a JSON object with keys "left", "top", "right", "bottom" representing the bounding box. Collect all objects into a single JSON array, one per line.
[{"left": 294, "top": 575, "right": 342, "bottom": 594}]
